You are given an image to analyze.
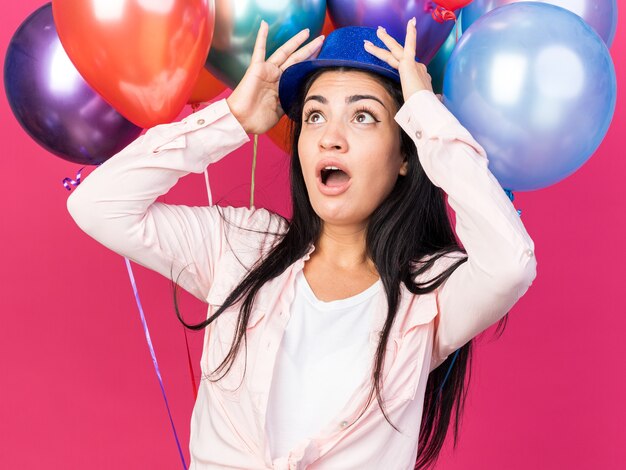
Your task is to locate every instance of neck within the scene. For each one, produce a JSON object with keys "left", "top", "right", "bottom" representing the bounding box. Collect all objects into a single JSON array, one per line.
[{"left": 313, "top": 222, "right": 376, "bottom": 272}]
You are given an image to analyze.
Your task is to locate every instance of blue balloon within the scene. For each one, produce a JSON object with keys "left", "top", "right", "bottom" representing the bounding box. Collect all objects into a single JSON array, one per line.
[
  {"left": 443, "top": 2, "right": 616, "bottom": 191},
  {"left": 461, "top": 0, "right": 617, "bottom": 48}
]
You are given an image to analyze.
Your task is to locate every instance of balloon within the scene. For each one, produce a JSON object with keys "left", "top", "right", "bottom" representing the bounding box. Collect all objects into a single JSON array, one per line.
[
  {"left": 266, "top": 13, "right": 335, "bottom": 153},
  {"left": 438, "top": 0, "right": 473, "bottom": 9},
  {"left": 431, "top": 0, "right": 473, "bottom": 23},
  {"left": 267, "top": 116, "right": 292, "bottom": 153},
  {"left": 327, "top": 0, "right": 457, "bottom": 65},
  {"left": 444, "top": 2, "right": 616, "bottom": 191},
  {"left": 188, "top": 68, "right": 227, "bottom": 105},
  {"left": 205, "top": 0, "right": 326, "bottom": 89},
  {"left": 427, "top": 12, "right": 463, "bottom": 95},
  {"left": 321, "top": 11, "right": 338, "bottom": 38},
  {"left": 3, "top": 4, "right": 142, "bottom": 166},
  {"left": 461, "top": 0, "right": 617, "bottom": 48},
  {"left": 52, "top": 0, "right": 215, "bottom": 128}
]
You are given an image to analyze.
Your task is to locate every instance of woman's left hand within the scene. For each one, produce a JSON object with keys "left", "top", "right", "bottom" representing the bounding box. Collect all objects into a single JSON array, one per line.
[{"left": 363, "top": 18, "right": 435, "bottom": 102}]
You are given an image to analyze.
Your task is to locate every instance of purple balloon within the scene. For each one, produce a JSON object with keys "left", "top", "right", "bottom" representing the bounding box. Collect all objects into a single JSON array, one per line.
[
  {"left": 462, "top": 0, "right": 617, "bottom": 48},
  {"left": 444, "top": 2, "right": 616, "bottom": 191},
  {"left": 3, "top": 3, "right": 142, "bottom": 165},
  {"left": 327, "top": 0, "right": 457, "bottom": 65}
]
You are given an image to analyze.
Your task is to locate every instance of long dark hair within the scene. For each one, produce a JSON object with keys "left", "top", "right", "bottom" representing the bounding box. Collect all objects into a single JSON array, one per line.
[{"left": 172, "top": 67, "right": 509, "bottom": 469}]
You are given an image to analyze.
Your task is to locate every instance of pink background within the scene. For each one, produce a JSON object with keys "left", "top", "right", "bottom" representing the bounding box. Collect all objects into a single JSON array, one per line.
[{"left": 1, "top": 2, "right": 624, "bottom": 469}]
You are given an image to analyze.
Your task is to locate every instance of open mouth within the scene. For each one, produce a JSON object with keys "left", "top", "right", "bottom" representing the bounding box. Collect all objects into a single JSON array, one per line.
[{"left": 320, "top": 167, "right": 350, "bottom": 187}]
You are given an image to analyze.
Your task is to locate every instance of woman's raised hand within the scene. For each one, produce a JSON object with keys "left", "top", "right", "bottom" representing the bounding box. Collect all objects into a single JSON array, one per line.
[
  {"left": 226, "top": 21, "right": 325, "bottom": 135},
  {"left": 363, "top": 18, "right": 435, "bottom": 102}
]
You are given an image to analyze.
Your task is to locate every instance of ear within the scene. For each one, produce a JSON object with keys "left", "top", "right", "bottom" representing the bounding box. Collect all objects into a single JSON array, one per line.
[{"left": 399, "top": 158, "right": 408, "bottom": 176}]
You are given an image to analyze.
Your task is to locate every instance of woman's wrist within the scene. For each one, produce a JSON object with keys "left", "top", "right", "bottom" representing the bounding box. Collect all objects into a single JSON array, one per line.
[{"left": 225, "top": 96, "right": 249, "bottom": 134}]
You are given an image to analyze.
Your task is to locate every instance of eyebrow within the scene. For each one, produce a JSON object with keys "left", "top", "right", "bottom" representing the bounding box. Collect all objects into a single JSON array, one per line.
[{"left": 304, "top": 94, "right": 387, "bottom": 109}]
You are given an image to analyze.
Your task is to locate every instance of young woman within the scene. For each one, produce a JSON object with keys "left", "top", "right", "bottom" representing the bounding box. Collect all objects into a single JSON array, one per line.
[{"left": 68, "top": 19, "right": 537, "bottom": 470}]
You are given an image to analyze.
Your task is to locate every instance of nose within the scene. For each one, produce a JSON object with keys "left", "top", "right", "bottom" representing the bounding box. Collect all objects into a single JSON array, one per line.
[{"left": 318, "top": 120, "right": 348, "bottom": 152}]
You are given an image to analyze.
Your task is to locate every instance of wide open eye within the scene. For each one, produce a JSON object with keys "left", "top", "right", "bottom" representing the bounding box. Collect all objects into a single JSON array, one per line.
[
  {"left": 304, "top": 110, "right": 326, "bottom": 124},
  {"left": 353, "top": 111, "right": 377, "bottom": 124}
]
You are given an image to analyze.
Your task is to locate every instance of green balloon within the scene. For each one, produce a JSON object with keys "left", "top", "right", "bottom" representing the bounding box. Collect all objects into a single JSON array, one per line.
[
  {"left": 427, "top": 14, "right": 463, "bottom": 95},
  {"left": 206, "top": 0, "right": 327, "bottom": 89}
]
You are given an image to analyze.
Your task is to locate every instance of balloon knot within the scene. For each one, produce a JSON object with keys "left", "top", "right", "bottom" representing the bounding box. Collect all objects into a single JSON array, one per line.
[{"left": 432, "top": 5, "right": 457, "bottom": 23}]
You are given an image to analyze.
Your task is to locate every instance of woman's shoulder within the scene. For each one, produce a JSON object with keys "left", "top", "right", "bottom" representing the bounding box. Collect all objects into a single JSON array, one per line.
[
  {"left": 410, "top": 249, "right": 467, "bottom": 284},
  {"left": 205, "top": 206, "right": 289, "bottom": 303},
  {"left": 218, "top": 205, "right": 288, "bottom": 231},
  {"left": 214, "top": 205, "right": 289, "bottom": 254}
]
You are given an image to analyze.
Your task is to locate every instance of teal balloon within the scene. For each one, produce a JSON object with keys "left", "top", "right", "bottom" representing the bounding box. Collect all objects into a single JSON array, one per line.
[
  {"left": 427, "top": 13, "right": 463, "bottom": 95},
  {"left": 206, "top": 0, "right": 326, "bottom": 89}
]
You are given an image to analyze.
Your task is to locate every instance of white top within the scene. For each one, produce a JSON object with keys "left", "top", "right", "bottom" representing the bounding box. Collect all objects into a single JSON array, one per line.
[{"left": 265, "top": 270, "right": 382, "bottom": 459}]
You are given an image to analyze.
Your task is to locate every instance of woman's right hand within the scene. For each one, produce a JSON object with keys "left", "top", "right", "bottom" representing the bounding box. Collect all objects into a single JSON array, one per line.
[{"left": 226, "top": 21, "right": 324, "bottom": 135}]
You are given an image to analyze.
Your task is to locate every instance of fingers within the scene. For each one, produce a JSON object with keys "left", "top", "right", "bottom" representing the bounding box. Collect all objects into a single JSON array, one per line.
[
  {"left": 367, "top": 24, "right": 417, "bottom": 69},
  {"left": 309, "top": 44, "right": 323, "bottom": 60},
  {"left": 363, "top": 40, "right": 399, "bottom": 69},
  {"left": 403, "top": 17, "right": 417, "bottom": 61},
  {"left": 281, "top": 35, "right": 325, "bottom": 70},
  {"left": 375, "top": 26, "right": 404, "bottom": 59},
  {"left": 267, "top": 28, "right": 312, "bottom": 68},
  {"left": 251, "top": 20, "right": 269, "bottom": 64}
]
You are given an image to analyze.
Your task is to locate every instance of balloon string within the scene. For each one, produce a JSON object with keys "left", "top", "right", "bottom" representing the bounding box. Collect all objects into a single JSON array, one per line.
[
  {"left": 124, "top": 257, "right": 188, "bottom": 470},
  {"left": 431, "top": 5, "right": 457, "bottom": 23},
  {"left": 204, "top": 168, "right": 213, "bottom": 206},
  {"left": 179, "top": 165, "right": 217, "bottom": 401},
  {"left": 183, "top": 327, "right": 198, "bottom": 401},
  {"left": 437, "top": 349, "right": 460, "bottom": 397},
  {"left": 250, "top": 134, "right": 258, "bottom": 209},
  {"left": 62, "top": 166, "right": 85, "bottom": 191}
]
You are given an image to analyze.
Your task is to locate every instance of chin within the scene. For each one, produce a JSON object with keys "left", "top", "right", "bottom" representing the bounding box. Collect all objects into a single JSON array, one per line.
[
  {"left": 306, "top": 185, "right": 375, "bottom": 227},
  {"left": 313, "top": 205, "right": 369, "bottom": 228}
]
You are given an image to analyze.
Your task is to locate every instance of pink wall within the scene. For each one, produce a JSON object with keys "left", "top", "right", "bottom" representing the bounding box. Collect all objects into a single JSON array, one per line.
[{"left": 1, "top": 2, "right": 624, "bottom": 469}]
